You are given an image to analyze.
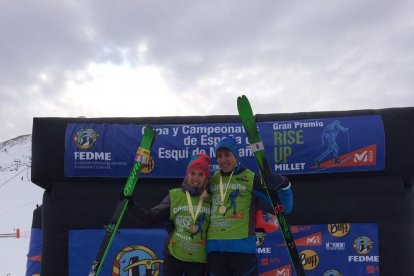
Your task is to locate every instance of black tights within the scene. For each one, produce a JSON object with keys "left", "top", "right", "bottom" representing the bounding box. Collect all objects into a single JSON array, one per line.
[
  {"left": 207, "top": 252, "right": 258, "bottom": 276},
  {"left": 163, "top": 254, "right": 206, "bottom": 276}
]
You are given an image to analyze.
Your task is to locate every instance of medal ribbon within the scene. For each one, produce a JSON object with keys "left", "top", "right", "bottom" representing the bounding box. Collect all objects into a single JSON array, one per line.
[
  {"left": 185, "top": 191, "right": 204, "bottom": 224},
  {"left": 219, "top": 169, "right": 234, "bottom": 206}
]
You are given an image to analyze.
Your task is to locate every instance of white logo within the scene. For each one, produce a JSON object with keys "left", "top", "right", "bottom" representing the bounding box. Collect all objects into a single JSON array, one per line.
[{"left": 326, "top": 242, "right": 346, "bottom": 250}]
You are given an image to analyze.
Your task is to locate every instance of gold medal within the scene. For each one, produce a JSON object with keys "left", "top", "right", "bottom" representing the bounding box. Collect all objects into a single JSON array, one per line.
[
  {"left": 219, "top": 205, "right": 227, "bottom": 215},
  {"left": 218, "top": 170, "right": 234, "bottom": 216},
  {"left": 185, "top": 191, "right": 204, "bottom": 235},
  {"left": 190, "top": 224, "right": 199, "bottom": 234}
]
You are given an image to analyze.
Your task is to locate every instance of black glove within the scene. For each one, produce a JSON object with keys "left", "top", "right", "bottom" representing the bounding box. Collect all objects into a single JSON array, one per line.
[
  {"left": 266, "top": 174, "right": 290, "bottom": 192},
  {"left": 262, "top": 160, "right": 290, "bottom": 192},
  {"left": 119, "top": 190, "right": 135, "bottom": 208}
]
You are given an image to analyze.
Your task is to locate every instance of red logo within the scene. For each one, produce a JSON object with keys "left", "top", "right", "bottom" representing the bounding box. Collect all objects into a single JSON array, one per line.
[
  {"left": 260, "top": 264, "right": 291, "bottom": 276},
  {"left": 366, "top": 265, "right": 380, "bottom": 274},
  {"left": 294, "top": 232, "right": 322, "bottom": 246}
]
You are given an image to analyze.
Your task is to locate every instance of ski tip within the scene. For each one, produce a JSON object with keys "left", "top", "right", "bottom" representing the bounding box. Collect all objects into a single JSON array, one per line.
[
  {"left": 237, "top": 94, "right": 246, "bottom": 104},
  {"left": 238, "top": 95, "right": 249, "bottom": 102},
  {"left": 144, "top": 124, "right": 154, "bottom": 132},
  {"left": 237, "top": 95, "right": 251, "bottom": 108},
  {"left": 143, "top": 125, "right": 157, "bottom": 140}
]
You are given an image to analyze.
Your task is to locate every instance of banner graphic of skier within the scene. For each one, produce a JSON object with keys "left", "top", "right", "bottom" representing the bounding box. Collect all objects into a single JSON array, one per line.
[{"left": 64, "top": 115, "right": 384, "bottom": 177}]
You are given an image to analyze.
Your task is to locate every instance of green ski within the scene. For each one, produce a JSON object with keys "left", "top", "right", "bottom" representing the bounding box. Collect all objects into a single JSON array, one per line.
[
  {"left": 89, "top": 125, "right": 157, "bottom": 276},
  {"left": 237, "top": 95, "right": 306, "bottom": 276}
]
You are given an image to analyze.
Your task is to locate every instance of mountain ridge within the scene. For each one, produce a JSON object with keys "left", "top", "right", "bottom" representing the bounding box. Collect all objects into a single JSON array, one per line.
[{"left": 0, "top": 134, "right": 31, "bottom": 172}]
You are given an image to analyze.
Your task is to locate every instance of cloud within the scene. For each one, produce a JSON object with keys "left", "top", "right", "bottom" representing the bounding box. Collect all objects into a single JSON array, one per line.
[{"left": 1, "top": 1, "right": 413, "bottom": 141}]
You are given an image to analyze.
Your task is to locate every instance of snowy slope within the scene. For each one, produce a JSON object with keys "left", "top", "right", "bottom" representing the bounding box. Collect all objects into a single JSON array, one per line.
[{"left": 0, "top": 135, "right": 44, "bottom": 275}]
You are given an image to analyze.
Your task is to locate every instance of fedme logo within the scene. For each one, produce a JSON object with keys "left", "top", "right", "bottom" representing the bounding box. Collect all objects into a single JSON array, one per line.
[{"left": 73, "top": 128, "right": 99, "bottom": 150}]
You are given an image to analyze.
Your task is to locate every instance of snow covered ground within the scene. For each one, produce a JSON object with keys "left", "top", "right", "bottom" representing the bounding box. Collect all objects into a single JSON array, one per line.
[{"left": 0, "top": 135, "right": 44, "bottom": 275}]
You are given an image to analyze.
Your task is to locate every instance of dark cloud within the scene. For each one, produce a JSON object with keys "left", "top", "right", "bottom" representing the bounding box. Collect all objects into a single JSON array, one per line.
[{"left": 0, "top": 0, "right": 413, "bottom": 141}]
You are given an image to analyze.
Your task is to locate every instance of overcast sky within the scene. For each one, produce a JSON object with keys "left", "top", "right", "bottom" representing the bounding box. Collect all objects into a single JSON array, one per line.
[{"left": 1, "top": 0, "right": 413, "bottom": 142}]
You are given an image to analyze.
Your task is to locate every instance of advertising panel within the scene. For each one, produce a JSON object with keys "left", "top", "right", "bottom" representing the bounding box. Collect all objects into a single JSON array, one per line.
[{"left": 64, "top": 116, "right": 385, "bottom": 177}]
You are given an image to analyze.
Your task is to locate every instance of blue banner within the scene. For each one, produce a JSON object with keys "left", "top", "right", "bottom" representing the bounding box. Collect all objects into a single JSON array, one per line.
[
  {"left": 26, "top": 228, "right": 42, "bottom": 276},
  {"left": 64, "top": 115, "right": 385, "bottom": 178},
  {"left": 68, "top": 223, "right": 379, "bottom": 276},
  {"left": 69, "top": 229, "right": 167, "bottom": 276},
  {"left": 258, "top": 223, "right": 379, "bottom": 275}
]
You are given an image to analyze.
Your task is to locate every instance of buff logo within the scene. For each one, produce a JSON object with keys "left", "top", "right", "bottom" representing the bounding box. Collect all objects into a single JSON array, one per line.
[
  {"left": 112, "top": 245, "right": 163, "bottom": 276},
  {"left": 73, "top": 128, "right": 99, "bottom": 149},
  {"left": 300, "top": 249, "right": 319, "bottom": 270},
  {"left": 141, "top": 156, "right": 155, "bottom": 173},
  {"left": 327, "top": 223, "right": 350, "bottom": 237}
]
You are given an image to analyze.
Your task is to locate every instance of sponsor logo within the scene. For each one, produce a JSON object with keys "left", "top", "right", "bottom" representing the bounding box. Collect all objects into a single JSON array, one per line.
[
  {"left": 353, "top": 145, "right": 376, "bottom": 164},
  {"left": 300, "top": 249, "right": 319, "bottom": 270},
  {"left": 290, "top": 225, "right": 312, "bottom": 234},
  {"left": 348, "top": 255, "right": 379, "bottom": 262},
  {"left": 323, "top": 269, "right": 342, "bottom": 276},
  {"left": 256, "top": 232, "right": 265, "bottom": 246},
  {"left": 112, "top": 245, "right": 163, "bottom": 275},
  {"left": 275, "top": 265, "right": 292, "bottom": 276},
  {"left": 141, "top": 156, "right": 155, "bottom": 173},
  {"left": 257, "top": 247, "right": 272, "bottom": 254},
  {"left": 235, "top": 175, "right": 249, "bottom": 182},
  {"left": 353, "top": 236, "right": 374, "bottom": 255},
  {"left": 295, "top": 232, "right": 322, "bottom": 246},
  {"left": 73, "top": 128, "right": 99, "bottom": 149},
  {"left": 327, "top": 223, "right": 350, "bottom": 237},
  {"left": 366, "top": 265, "right": 380, "bottom": 274},
  {"left": 326, "top": 242, "right": 346, "bottom": 250},
  {"left": 260, "top": 257, "right": 269, "bottom": 266},
  {"left": 261, "top": 264, "right": 292, "bottom": 276}
]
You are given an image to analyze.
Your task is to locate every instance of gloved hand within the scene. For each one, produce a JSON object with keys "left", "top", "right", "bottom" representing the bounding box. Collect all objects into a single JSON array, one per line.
[
  {"left": 119, "top": 190, "right": 135, "bottom": 208},
  {"left": 266, "top": 174, "right": 290, "bottom": 192},
  {"left": 262, "top": 160, "right": 290, "bottom": 192}
]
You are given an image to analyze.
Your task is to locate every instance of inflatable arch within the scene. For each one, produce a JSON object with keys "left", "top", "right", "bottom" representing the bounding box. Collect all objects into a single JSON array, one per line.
[{"left": 27, "top": 107, "right": 414, "bottom": 275}]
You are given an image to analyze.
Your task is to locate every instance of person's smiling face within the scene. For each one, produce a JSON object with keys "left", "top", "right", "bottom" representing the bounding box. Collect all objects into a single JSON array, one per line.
[
  {"left": 187, "top": 169, "right": 208, "bottom": 189},
  {"left": 216, "top": 148, "right": 237, "bottom": 174}
]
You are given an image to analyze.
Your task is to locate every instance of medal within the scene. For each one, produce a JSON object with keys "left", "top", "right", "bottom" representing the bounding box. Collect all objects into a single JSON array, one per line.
[
  {"left": 218, "top": 169, "right": 234, "bottom": 215},
  {"left": 185, "top": 191, "right": 204, "bottom": 234},
  {"left": 190, "top": 224, "right": 199, "bottom": 234}
]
